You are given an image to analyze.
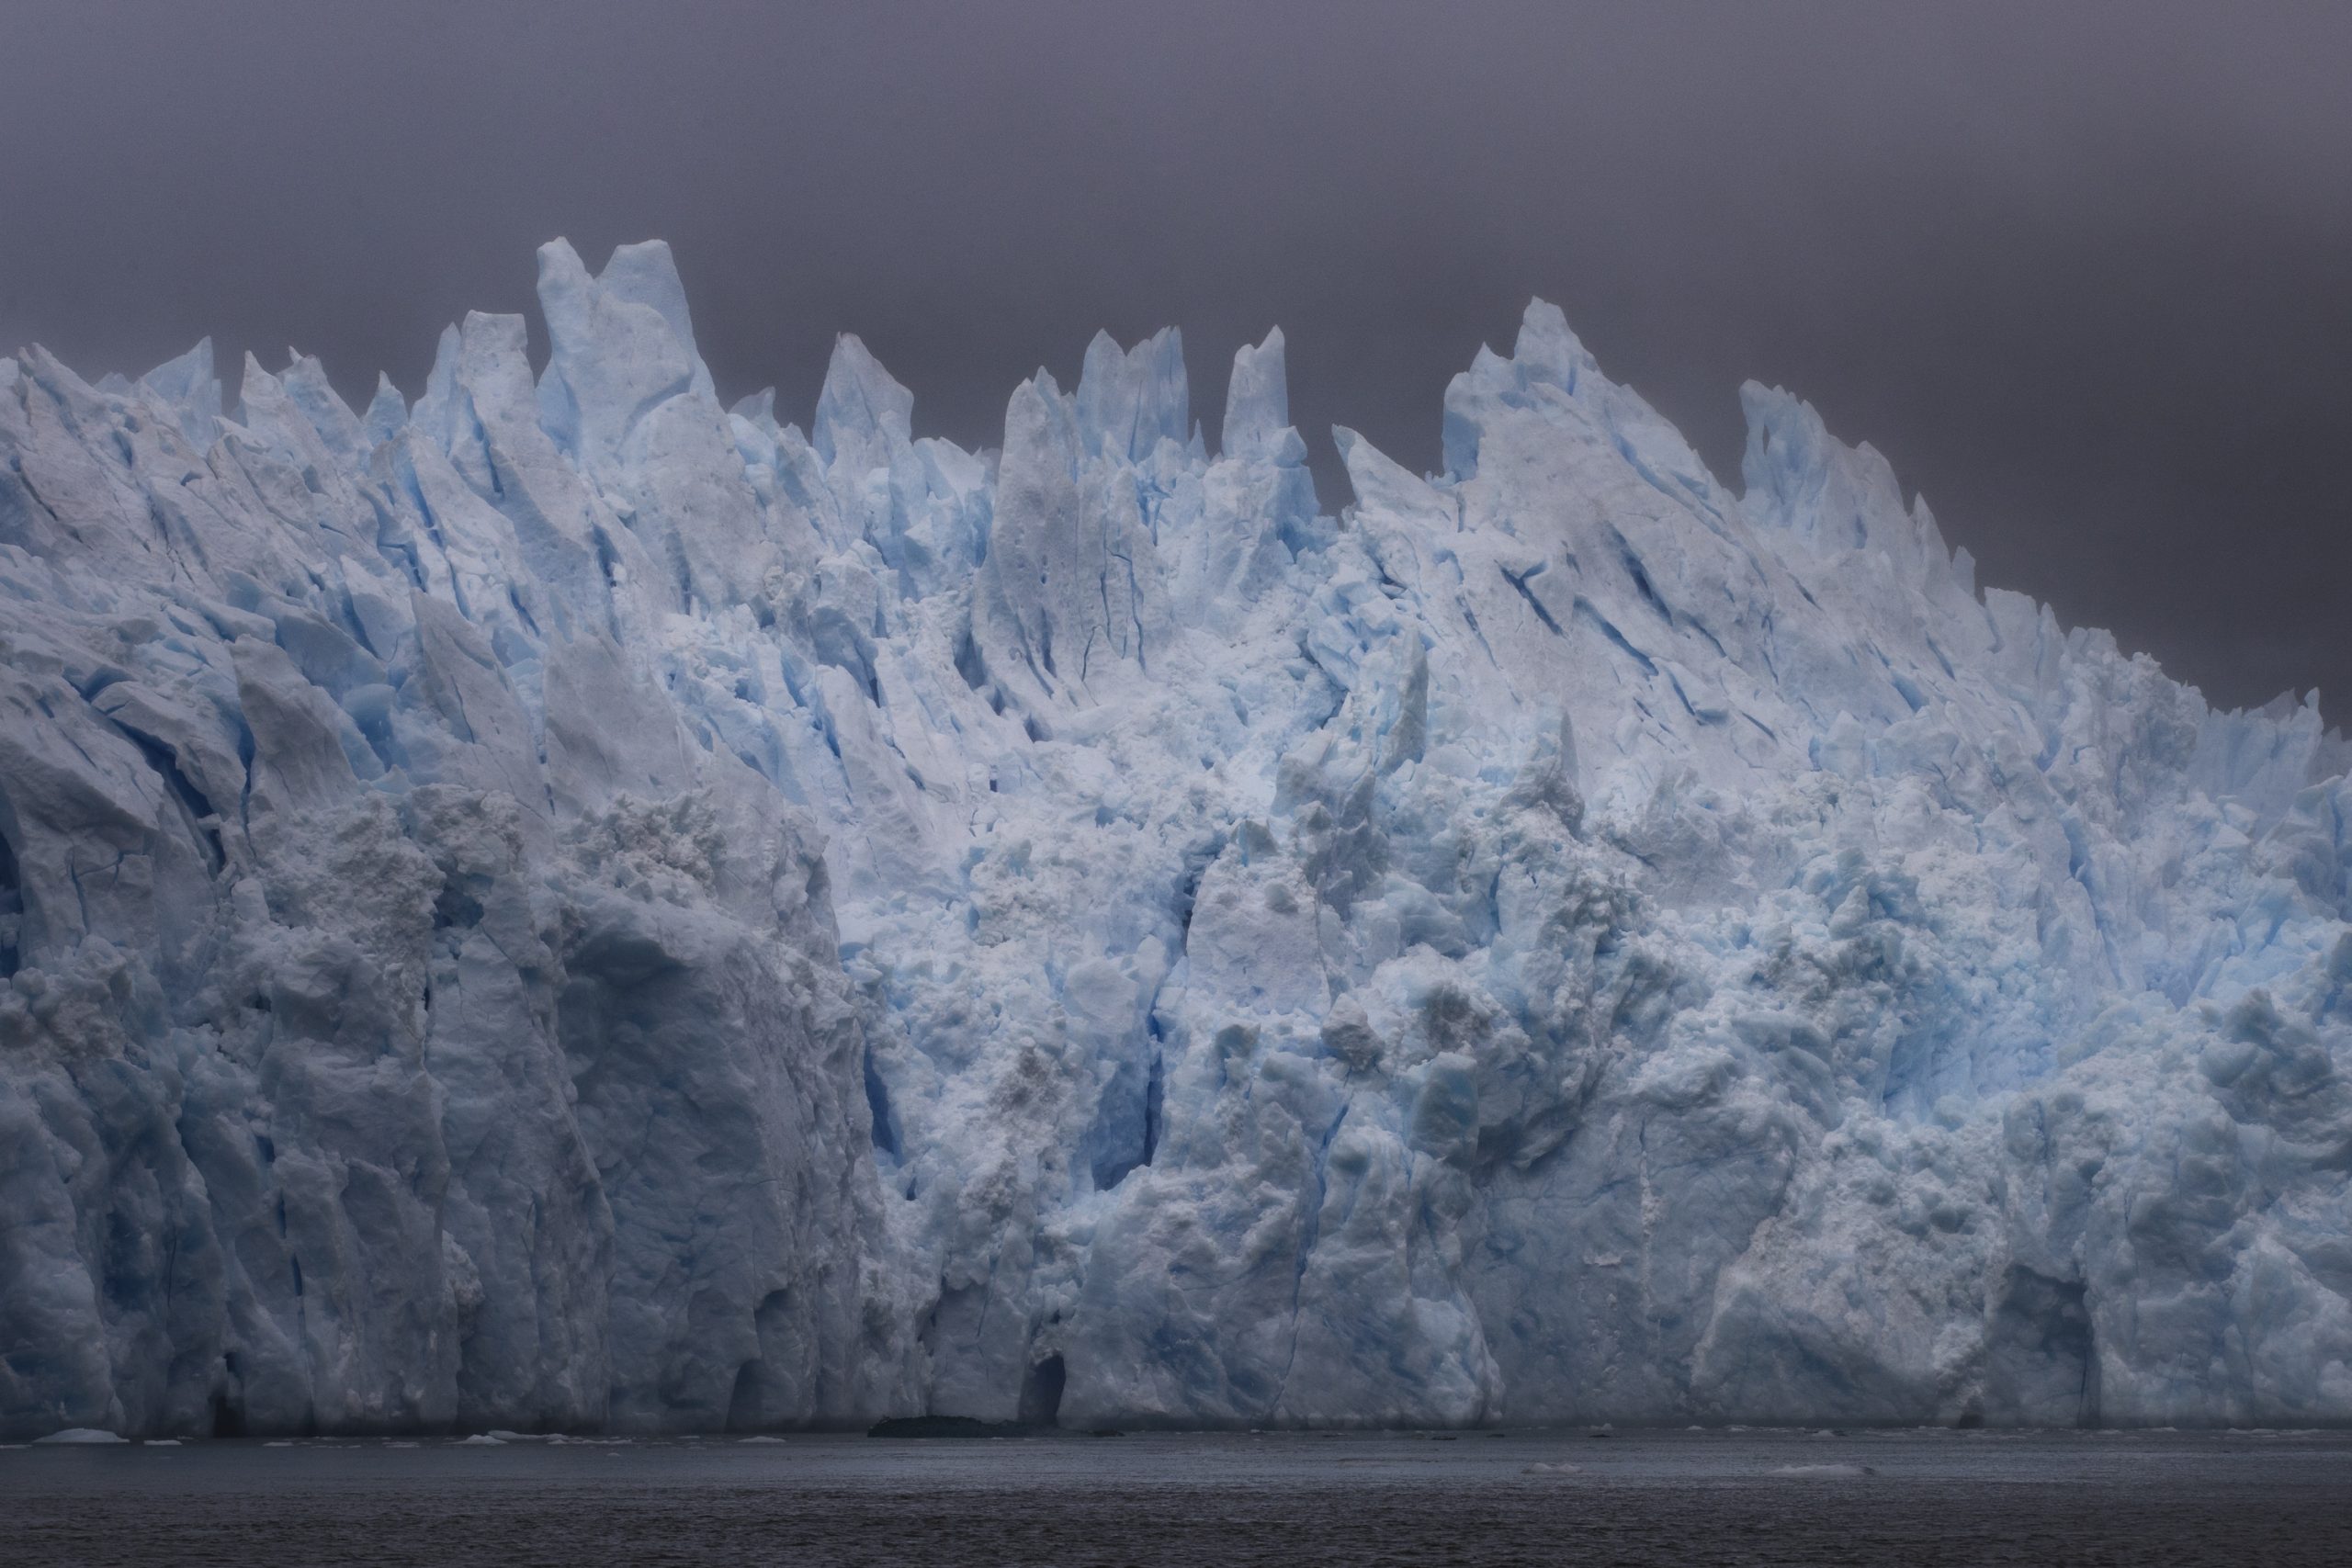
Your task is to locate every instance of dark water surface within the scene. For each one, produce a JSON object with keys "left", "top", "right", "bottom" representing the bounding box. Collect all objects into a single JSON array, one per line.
[{"left": 5, "top": 1427, "right": 2349, "bottom": 1566}]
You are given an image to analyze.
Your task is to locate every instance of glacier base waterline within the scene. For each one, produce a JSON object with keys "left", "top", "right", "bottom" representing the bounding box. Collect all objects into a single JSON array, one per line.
[{"left": 5, "top": 240, "right": 2350, "bottom": 1438}]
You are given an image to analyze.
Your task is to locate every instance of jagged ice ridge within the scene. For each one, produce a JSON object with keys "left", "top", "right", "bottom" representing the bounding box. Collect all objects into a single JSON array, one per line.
[{"left": 6, "top": 241, "right": 2352, "bottom": 1438}]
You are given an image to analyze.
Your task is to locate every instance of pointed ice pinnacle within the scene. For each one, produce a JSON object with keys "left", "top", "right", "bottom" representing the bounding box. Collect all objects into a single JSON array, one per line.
[
  {"left": 139, "top": 338, "right": 221, "bottom": 450},
  {"left": 1510, "top": 299, "right": 1597, "bottom": 394},
  {"left": 533, "top": 237, "right": 715, "bottom": 465},
  {"left": 813, "top": 334, "right": 914, "bottom": 468},
  {"left": 1221, "top": 328, "right": 1291, "bottom": 462},
  {"left": 277, "top": 353, "right": 369, "bottom": 467},
  {"left": 1076, "top": 327, "right": 1188, "bottom": 464},
  {"left": 363, "top": 373, "right": 407, "bottom": 446}
]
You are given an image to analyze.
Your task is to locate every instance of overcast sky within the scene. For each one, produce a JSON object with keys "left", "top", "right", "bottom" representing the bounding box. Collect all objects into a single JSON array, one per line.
[{"left": 6, "top": 1, "right": 2347, "bottom": 716}]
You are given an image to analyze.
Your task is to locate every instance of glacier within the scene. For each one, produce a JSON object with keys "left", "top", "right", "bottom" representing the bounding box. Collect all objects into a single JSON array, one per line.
[{"left": 6, "top": 240, "right": 2352, "bottom": 1439}]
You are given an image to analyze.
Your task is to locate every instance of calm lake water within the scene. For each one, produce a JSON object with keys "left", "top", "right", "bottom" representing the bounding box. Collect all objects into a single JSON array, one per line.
[{"left": 4, "top": 1427, "right": 2348, "bottom": 1566}]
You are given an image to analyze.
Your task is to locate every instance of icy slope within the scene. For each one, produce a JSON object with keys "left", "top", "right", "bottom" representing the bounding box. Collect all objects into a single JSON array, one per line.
[{"left": 5, "top": 242, "right": 2351, "bottom": 1438}]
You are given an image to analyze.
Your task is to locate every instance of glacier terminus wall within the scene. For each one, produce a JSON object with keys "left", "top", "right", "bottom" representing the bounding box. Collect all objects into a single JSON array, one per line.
[{"left": 6, "top": 241, "right": 2352, "bottom": 1438}]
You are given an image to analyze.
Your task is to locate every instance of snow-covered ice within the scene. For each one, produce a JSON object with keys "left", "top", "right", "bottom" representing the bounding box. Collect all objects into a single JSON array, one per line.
[{"left": 6, "top": 242, "right": 2352, "bottom": 1438}]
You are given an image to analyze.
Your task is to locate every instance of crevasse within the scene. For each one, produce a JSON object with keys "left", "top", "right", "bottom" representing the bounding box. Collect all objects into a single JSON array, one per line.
[{"left": 4, "top": 241, "right": 2350, "bottom": 1438}]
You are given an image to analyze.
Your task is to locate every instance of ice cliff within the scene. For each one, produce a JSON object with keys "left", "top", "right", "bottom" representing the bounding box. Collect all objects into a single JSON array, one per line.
[{"left": 6, "top": 242, "right": 2352, "bottom": 1438}]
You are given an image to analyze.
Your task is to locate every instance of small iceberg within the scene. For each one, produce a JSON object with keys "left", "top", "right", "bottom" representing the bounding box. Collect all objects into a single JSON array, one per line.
[{"left": 34, "top": 1428, "right": 126, "bottom": 1446}]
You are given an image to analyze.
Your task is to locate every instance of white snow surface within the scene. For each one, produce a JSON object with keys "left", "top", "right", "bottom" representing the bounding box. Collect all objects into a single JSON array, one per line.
[{"left": 6, "top": 240, "right": 2352, "bottom": 1438}]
